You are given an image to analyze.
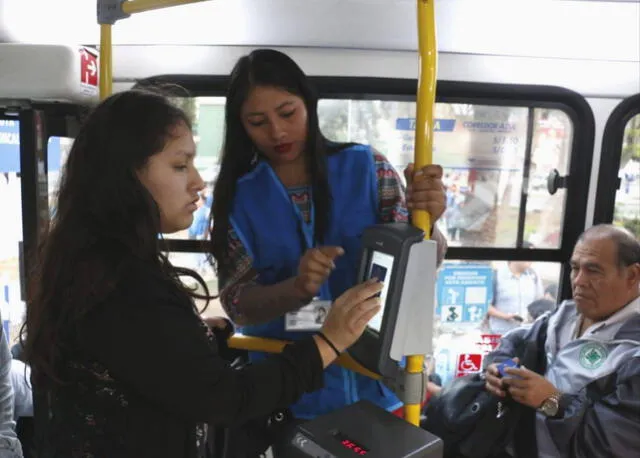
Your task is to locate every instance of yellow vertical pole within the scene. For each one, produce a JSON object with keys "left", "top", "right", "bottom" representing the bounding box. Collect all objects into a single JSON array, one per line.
[
  {"left": 98, "top": 0, "right": 208, "bottom": 101},
  {"left": 99, "top": 24, "right": 113, "bottom": 100},
  {"left": 404, "top": 0, "right": 437, "bottom": 426}
]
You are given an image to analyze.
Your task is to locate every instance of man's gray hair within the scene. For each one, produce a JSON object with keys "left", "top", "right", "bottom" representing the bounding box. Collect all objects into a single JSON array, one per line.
[{"left": 578, "top": 224, "right": 640, "bottom": 268}]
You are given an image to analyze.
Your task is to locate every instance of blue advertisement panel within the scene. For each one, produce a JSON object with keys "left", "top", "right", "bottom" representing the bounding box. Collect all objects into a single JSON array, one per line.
[{"left": 436, "top": 263, "right": 494, "bottom": 323}]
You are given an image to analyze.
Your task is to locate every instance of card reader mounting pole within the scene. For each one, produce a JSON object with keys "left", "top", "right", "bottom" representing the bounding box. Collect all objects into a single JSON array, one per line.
[{"left": 405, "top": 0, "right": 438, "bottom": 427}]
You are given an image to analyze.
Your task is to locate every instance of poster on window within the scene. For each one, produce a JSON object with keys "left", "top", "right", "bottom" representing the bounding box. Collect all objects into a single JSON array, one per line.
[{"left": 436, "top": 263, "right": 493, "bottom": 323}]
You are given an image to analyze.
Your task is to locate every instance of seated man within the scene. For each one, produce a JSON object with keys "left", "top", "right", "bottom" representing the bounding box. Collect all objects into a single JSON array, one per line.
[{"left": 485, "top": 224, "right": 640, "bottom": 457}]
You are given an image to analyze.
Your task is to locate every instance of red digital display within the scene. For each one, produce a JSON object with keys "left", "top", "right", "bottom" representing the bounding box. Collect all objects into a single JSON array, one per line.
[{"left": 334, "top": 432, "right": 369, "bottom": 455}]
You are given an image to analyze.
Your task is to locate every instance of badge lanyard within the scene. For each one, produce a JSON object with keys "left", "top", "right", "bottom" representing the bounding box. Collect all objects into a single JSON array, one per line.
[
  {"left": 292, "top": 191, "right": 332, "bottom": 301},
  {"left": 266, "top": 164, "right": 332, "bottom": 301}
]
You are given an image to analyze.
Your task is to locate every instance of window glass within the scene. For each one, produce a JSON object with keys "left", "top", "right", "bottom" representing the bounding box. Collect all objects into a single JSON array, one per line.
[
  {"left": 613, "top": 113, "right": 640, "bottom": 238},
  {"left": 47, "top": 136, "right": 73, "bottom": 219},
  {"left": 524, "top": 109, "right": 573, "bottom": 248},
  {"left": 0, "top": 118, "right": 24, "bottom": 345},
  {"left": 433, "top": 260, "right": 561, "bottom": 386},
  {"left": 318, "top": 100, "right": 574, "bottom": 248},
  {"left": 163, "top": 251, "right": 223, "bottom": 320},
  {"left": 40, "top": 95, "right": 575, "bottom": 376}
]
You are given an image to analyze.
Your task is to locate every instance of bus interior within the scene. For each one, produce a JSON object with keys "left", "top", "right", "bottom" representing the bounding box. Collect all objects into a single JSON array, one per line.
[{"left": 1, "top": 0, "right": 639, "bottom": 448}]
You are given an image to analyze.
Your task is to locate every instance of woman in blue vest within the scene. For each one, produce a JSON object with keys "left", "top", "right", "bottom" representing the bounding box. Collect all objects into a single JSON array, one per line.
[{"left": 210, "top": 49, "right": 448, "bottom": 448}]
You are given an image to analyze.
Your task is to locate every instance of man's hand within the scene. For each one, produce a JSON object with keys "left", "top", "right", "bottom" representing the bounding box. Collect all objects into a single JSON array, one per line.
[
  {"left": 502, "top": 365, "right": 558, "bottom": 408},
  {"left": 485, "top": 363, "right": 508, "bottom": 398}
]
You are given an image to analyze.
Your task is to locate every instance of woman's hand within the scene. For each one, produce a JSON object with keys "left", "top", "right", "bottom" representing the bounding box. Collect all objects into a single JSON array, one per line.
[
  {"left": 313, "top": 280, "right": 383, "bottom": 366},
  {"left": 294, "top": 246, "right": 344, "bottom": 300}
]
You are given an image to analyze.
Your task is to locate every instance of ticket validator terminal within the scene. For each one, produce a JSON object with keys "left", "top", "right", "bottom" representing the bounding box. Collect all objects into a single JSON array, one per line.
[
  {"left": 285, "top": 223, "right": 442, "bottom": 458},
  {"left": 348, "top": 222, "right": 438, "bottom": 378}
]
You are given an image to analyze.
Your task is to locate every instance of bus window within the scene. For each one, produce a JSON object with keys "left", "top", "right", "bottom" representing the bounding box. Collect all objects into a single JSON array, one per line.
[
  {"left": 433, "top": 259, "right": 561, "bottom": 386},
  {"left": 613, "top": 113, "right": 640, "bottom": 238},
  {"left": 48, "top": 136, "right": 74, "bottom": 219},
  {"left": 163, "top": 251, "right": 223, "bottom": 318},
  {"left": 0, "top": 134, "right": 74, "bottom": 346},
  {"left": 0, "top": 117, "right": 24, "bottom": 346},
  {"left": 524, "top": 109, "right": 573, "bottom": 248},
  {"left": 317, "top": 100, "right": 574, "bottom": 249}
]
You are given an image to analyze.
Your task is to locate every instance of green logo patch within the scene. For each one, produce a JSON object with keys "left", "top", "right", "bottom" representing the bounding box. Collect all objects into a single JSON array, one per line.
[{"left": 579, "top": 342, "right": 608, "bottom": 370}]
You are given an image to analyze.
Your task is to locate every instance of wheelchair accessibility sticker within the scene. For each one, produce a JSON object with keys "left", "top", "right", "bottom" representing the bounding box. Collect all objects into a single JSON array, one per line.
[
  {"left": 579, "top": 342, "right": 608, "bottom": 370},
  {"left": 456, "top": 353, "right": 483, "bottom": 378}
]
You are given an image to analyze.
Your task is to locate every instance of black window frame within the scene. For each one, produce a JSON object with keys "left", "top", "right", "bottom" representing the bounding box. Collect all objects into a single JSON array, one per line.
[
  {"left": 593, "top": 93, "right": 640, "bottom": 225},
  {"left": 1, "top": 102, "right": 87, "bottom": 300},
  {"left": 125, "top": 76, "right": 598, "bottom": 300}
]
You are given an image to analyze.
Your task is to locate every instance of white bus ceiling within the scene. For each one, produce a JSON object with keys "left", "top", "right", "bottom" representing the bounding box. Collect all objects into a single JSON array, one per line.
[
  {"left": 2, "top": 0, "right": 637, "bottom": 224},
  {"left": 0, "top": 0, "right": 638, "bottom": 98}
]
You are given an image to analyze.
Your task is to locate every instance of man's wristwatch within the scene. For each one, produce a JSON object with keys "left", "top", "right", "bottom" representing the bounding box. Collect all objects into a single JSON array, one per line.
[{"left": 538, "top": 392, "right": 562, "bottom": 417}]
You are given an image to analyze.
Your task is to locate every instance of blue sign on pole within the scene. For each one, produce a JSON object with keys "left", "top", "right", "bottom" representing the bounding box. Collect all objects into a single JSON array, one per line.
[
  {"left": 436, "top": 263, "right": 494, "bottom": 323},
  {"left": 0, "top": 120, "right": 62, "bottom": 173}
]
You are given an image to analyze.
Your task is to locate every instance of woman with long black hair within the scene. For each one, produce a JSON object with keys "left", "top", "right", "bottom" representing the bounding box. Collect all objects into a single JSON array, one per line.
[
  {"left": 210, "top": 49, "right": 448, "bottom": 453},
  {"left": 23, "top": 89, "right": 382, "bottom": 457}
]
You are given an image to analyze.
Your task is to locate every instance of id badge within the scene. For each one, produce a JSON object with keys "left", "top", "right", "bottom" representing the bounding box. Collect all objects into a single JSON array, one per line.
[{"left": 285, "top": 299, "right": 332, "bottom": 331}]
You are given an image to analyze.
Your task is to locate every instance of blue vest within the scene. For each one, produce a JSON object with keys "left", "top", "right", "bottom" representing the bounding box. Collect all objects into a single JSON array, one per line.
[{"left": 230, "top": 144, "right": 402, "bottom": 419}]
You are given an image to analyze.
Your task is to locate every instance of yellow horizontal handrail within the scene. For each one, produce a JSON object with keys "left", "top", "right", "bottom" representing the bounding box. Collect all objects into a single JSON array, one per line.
[
  {"left": 122, "top": 0, "right": 208, "bottom": 15},
  {"left": 228, "top": 335, "right": 382, "bottom": 380}
]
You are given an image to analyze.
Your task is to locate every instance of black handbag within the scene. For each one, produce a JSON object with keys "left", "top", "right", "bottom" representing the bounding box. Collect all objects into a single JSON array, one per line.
[
  {"left": 205, "top": 337, "right": 294, "bottom": 458},
  {"left": 421, "top": 372, "right": 521, "bottom": 458},
  {"left": 208, "top": 405, "right": 293, "bottom": 458},
  {"left": 421, "top": 316, "right": 550, "bottom": 458}
]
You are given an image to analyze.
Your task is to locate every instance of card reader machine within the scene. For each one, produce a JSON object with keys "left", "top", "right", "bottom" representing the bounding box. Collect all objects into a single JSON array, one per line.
[
  {"left": 282, "top": 223, "right": 442, "bottom": 458},
  {"left": 286, "top": 401, "right": 443, "bottom": 458},
  {"left": 348, "top": 222, "right": 438, "bottom": 377}
]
